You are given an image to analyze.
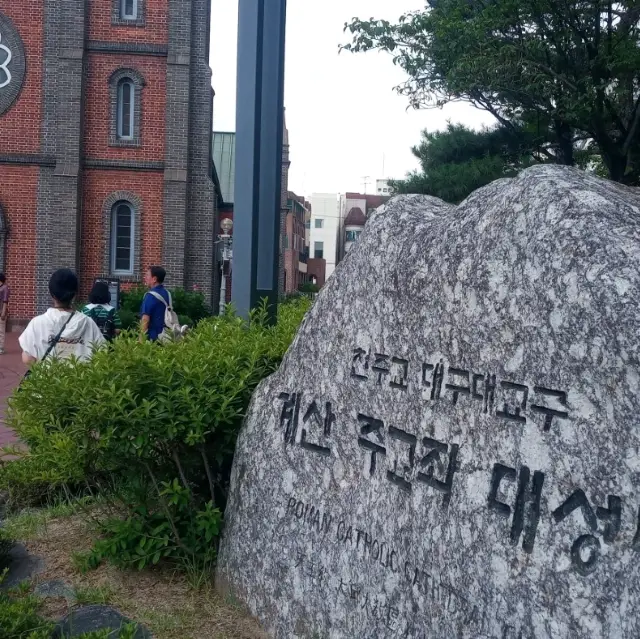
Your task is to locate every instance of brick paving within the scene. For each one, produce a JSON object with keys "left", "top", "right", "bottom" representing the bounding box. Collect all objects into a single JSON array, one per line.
[{"left": 0, "top": 331, "right": 25, "bottom": 449}]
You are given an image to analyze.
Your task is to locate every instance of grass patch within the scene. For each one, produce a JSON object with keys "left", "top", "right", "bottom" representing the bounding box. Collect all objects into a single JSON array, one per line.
[
  {"left": 12, "top": 508, "right": 266, "bottom": 639},
  {"left": 71, "top": 550, "right": 95, "bottom": 575},
  {"left": 73, "top": 583, "right": 116, "bottom": 606},
  {"left": 140, "top": 609, "right": 193, "bottom": 634},
  {"left": 2, "top": 495, "right": 99, "bottom": 541}
]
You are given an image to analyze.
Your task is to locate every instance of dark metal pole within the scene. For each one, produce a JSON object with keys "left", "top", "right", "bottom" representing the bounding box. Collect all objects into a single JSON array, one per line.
[
  {"left": 232, "top": 0, "right": 264, "bottom": 319},
  {"left": 257, "top": 0, "right": 287, "bottom": 316},
  {"left": 232, "top": 0, "right": 287, "bottom": 321}
]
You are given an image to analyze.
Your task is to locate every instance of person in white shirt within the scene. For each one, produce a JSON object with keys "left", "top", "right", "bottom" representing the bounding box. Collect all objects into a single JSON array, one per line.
[{"left": 20, "top": 269, "right": 106, "bottom": 365}]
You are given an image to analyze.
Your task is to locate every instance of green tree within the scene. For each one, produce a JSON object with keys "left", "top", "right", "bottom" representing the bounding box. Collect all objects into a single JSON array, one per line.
[
  {"left": 392, "top": 122, "right": 541, "bottom": 202},
  {"left": 344, "top": 1, "right": 640, "bottom": 184}
]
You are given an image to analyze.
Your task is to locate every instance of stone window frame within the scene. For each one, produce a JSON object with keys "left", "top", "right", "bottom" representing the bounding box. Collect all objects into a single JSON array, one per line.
[
  {"left": 111, "top": 0, "right": 146, "bottom": 27},
  {"left": 109, "top": 68, "right": 145, "bottom": 148},
  {"left": 111, "top": 201, "right": 135, "bottom": 276},
  {"left": 103, "top": 191, "right": 142, "bottom": 281}
]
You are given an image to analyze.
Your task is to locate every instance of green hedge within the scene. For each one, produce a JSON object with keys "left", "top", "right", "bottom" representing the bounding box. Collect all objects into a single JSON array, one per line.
[
  {"left": 1, "top": 299, "right": 310, "bottom": 574},
  {"left": 119, "top": 286, "right": 212, "bottom": 326},
  {"left": 298, "top": 282, "right": 319, "bottom": 294}
]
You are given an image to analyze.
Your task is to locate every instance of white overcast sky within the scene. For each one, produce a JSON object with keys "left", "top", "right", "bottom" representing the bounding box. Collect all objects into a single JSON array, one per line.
[{"left": 209, "top": 0, "right": 494, "bottom": 196}]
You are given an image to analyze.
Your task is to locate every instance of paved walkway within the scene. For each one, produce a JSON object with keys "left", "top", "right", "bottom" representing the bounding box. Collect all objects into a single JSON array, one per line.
[{"left": 0, "top": 332, "right": 25, "bottom": 449}]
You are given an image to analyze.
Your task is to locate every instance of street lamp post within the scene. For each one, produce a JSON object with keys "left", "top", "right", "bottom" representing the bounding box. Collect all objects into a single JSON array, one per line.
[
  {"left": 232, "top": 0, "right": 287, "bottom": 322},
  {"left": 218, "top": 217, "right": 233, "bottom": 316}
]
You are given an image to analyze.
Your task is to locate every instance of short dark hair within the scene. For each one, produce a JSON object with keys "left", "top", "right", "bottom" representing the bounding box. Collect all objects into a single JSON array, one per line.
[
  {"left": 0, "top": 273, "right": 5, "bottom": 284},
  {"left": 149, "top": 265, "right": 166, "bottom": 284},
  {"left": 49, "top": 268, "right": 78, "bottom": 305},
  {"left": 89, "top": 281, "right": 111, "bottom": 305}
]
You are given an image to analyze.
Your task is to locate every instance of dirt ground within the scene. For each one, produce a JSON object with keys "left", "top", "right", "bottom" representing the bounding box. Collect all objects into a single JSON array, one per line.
[{"left": 22, "top": 514, "right": 266, "bottom": 639}]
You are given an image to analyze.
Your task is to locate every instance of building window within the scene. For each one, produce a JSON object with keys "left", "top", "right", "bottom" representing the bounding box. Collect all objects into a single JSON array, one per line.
[
  {"left": 112, "top": 0, "right": 145, "bottom": 25},
  {"left": 109, "top": 68, "right": 145, "bottom": 147},
  {"left": 314, "top": 241, "right": 324, "bottom": 259},
  {"left": 120, "top": 0, "right": 138, "bottom": 19},
  {"left": 111, "top": 201, "right": 135, "bottom": 275},
  {"left": 117, "top": 80, "right": 135, "bottom": 139},
  {"left": 346, "top": 230, "right": 362, "bottom": 243},
  {"left": 314, "top": 218, "right": 324, "bottom": 229}
]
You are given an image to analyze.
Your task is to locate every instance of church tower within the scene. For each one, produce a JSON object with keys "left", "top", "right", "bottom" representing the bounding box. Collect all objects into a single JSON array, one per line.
[{"left": 0, "top": 0, "right": 215, "bottom": 325}]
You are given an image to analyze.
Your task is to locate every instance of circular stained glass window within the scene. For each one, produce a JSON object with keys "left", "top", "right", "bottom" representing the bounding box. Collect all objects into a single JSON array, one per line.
[{"left": 0, "top": 13, "right": 26, "bottom": 117}]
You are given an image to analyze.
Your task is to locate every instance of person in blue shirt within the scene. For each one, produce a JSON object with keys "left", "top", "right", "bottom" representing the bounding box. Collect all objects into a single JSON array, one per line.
[{"left": 140, "top": 265, "right": 170, "bottom": 341}]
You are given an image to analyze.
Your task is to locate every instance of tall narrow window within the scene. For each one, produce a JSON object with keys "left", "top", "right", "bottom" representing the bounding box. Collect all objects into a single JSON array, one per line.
[
  {"left": 120, "top": 0, "right": 138, "bottom": 19},
  {"left": 111, "top": 202, "right": 134, "bottom": 275},
  {"left": 117, "top": 80, "right": 135, "bottom": 140},
  {"left": 314, "top": 241, "right": 324, "bottom": 259}
]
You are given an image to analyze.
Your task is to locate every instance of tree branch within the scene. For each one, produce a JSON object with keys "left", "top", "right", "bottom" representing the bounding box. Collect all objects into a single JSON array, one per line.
[
  {"left": 199, "top": 445, "right": 217, "bottom": 505},
  {"left": 603, "top": 95, "right": 629, "bottom": 137},
  {"left": 471, "top": 91, "right": 519, "bottom": 132},
  {"left": 144, "top": 462, "right": 190, "bottom": 555},
  {"left": 171, "top": 449, "right": 190, "bottom": 494}
]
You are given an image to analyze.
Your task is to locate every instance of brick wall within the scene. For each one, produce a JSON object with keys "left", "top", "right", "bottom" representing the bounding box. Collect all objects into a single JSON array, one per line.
[
  {"left": 0, "top": 0, "right": 43, "bottom": 154},
  {"left": 0, "top": 1, "right": 42, "bottom": 321},
  {"left": 87, "top": 0, "right": 168, "bottom": 44},
  {"left": 80, "top": 169, "right": 164, "bottom": 297},
  {"left": 307, "top": 258, "right": 326, "bottom": 288},
  {"left": 83, "top": 54, "right": 166, "bottom": 162},
  {"left": 0, "top": 166, "right": 38, "bottom": 319},
  {"left": 0, "top": 0, "right": 215, "bottom": 323},
  {"left": 185, "top": 0, "right": 215, "bottom": 298}
]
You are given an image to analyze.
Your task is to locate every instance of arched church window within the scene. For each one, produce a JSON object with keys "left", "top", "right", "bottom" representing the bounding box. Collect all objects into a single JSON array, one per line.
[
  {"left": 117, "top": 79, "right": 135, "bottom": 140},
  {"left": 111, "top": 201, "right": 135, "bottom": 275}
]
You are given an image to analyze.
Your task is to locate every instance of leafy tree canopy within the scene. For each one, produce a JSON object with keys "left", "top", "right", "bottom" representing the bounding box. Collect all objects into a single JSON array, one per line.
[
  {"left": 391, "top": 122, "right": 538, "bottom": 202},
  {"left": 344, "top": 1, "right": 640, "bottom": 184}
]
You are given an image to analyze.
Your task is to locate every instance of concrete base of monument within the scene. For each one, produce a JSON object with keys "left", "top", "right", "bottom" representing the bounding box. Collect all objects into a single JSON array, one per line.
[{"left": 216, "top": 166, "right": 640, "bottom": 639}]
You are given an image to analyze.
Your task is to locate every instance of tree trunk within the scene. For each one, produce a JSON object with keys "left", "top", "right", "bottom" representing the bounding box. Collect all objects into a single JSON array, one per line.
[
  {"left": 601, "top": 147, "right": 628, "bottom": 183},
  {"left": 554, "top": 119, "right": 574, "bottom": 166}
]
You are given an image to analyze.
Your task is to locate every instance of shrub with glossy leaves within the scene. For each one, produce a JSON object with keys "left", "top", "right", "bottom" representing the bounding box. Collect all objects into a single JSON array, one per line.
[
  {"left": 120, "top": 286, "right": 212, "bottom": 325},
  {"left": 1, "top": 299, "right": 310, "bottom": 572}
]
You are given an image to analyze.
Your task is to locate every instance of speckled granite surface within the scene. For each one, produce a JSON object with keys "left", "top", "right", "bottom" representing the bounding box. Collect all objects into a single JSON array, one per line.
[{"left": 217, "top": 166, "right": 640, "bottom": 639}]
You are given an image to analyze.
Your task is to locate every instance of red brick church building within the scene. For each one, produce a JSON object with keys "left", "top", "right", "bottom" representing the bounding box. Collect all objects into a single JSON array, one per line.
[{"left": 0, "top": 0, "right": 215, "bottom": 326}]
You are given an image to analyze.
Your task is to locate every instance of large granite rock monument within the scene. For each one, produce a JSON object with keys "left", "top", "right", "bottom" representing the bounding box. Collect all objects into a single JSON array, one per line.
[{"left": 217, "top": 166, "right": 640, "bottom": 639}]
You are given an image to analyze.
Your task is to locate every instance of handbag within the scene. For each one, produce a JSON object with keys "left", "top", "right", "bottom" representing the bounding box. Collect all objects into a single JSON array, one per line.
[{"left": 22, "top": 312, "right": 76, "bottom": 383}]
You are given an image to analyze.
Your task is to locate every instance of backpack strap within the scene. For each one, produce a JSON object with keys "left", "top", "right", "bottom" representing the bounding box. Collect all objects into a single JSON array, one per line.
[
  {"left": 42, "top": 312, "right": 75, "bottom": 362},
  {"left": 148, "top": 291, "right": 168, "bottom": 307}
]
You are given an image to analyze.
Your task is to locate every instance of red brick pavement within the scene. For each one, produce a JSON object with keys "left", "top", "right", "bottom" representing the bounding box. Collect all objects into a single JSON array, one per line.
[{"left": 0, "top": 331, "right": 25, "bottom": 449}]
